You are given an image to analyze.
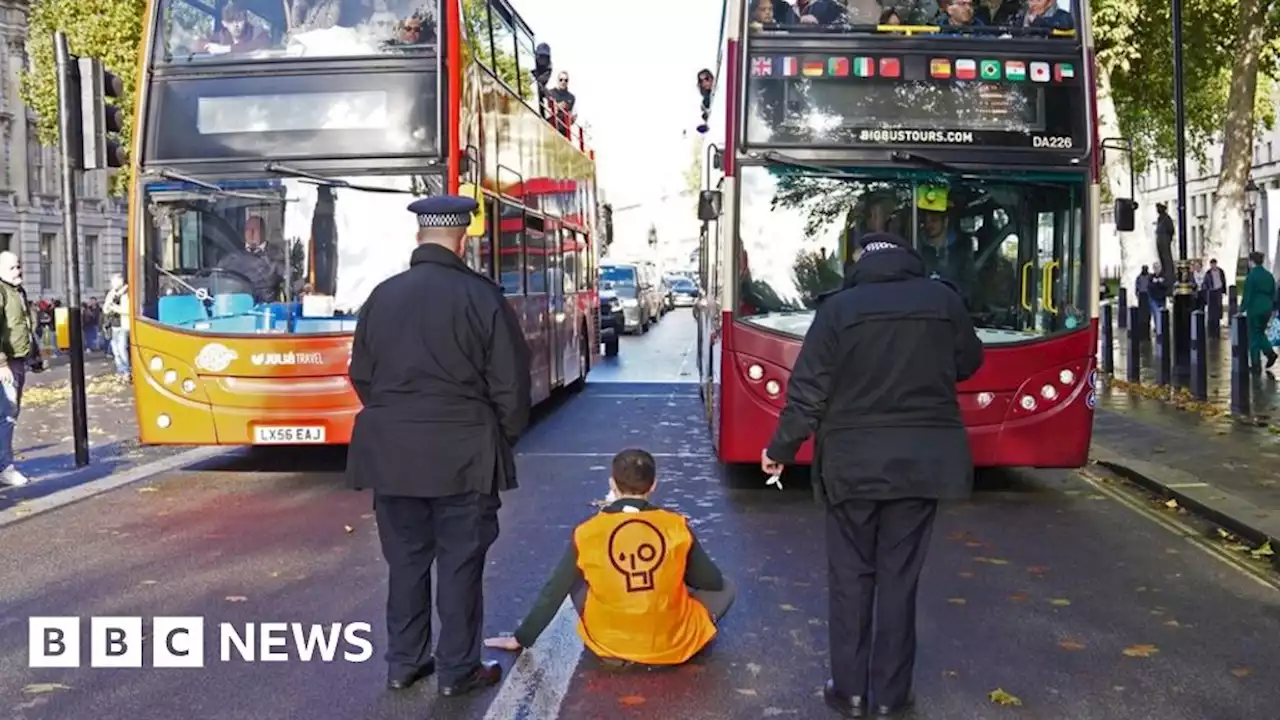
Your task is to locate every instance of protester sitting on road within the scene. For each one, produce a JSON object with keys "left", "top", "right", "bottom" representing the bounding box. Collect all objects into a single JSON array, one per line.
[{"left": 484, "top": 448, "right": 736, "bottom": 666}]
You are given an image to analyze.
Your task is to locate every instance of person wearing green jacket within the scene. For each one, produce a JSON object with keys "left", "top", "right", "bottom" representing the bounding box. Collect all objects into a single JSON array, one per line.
[
  {"left": 1242, "top": 251, "right": 1277, "bottom": 372},
  {"left": 0, "top": 251, "right": 42, "bottom": 486}
]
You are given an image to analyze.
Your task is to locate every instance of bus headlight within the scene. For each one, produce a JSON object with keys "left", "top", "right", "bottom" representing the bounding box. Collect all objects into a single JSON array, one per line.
[
  {"left": 1019, "top": 395, "right": 1037, "bottom": 411},
  {"left": 182, "top": 379, "right": 197, "bottom": 393},
  {"left": 163, "top": 370, "right": 178, "bottom": 385},
  {"left": 1059, "top": 369, "right": 1075, "bottom": 385},
  {"left": 156, "top": 414, "right": 172, "bottom": 429},
  {"left": 764, "top": 380, "right": 781, "bottom": 397},
  {"left": 747, "top": 364, "right": 764, "bottom": 381},
  {"left": 150, "top": 356, "right": 163, "bottom": 372},
  {"left": 976, "top": 392, "right": 994, "bottom": 408},
  {"left": 1040, "top": 385, "right": 1058, "bottom": 400}
]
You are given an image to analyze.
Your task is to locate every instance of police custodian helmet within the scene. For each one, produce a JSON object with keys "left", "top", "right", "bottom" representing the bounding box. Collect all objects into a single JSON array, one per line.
[{"left": 408, "top": 195, "right": 479, "bottom": 228}]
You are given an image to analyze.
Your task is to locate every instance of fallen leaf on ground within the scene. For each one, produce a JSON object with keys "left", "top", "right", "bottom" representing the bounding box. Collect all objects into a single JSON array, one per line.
[
  {"left": 1230, "top": 667, "right": 1252, "bottom": 678},
  {"left": 1009, "top": 593, "right": 1027, "bottom": 602},
  {"left": 139, "top": 580, "right": 158, "bottom": 586},
  {"left": 225, "top": 596, "right": 248, "bottom": 602},
  {"left": 1163, "top": 620, "right": 1182, "bottom": 628},
  {"left": 988, "top": 688, "right": 1022, "bottom": 706},
  {"left": 618, "top": 695, "right": 646, "bottom": 706},
  {"left": 947, "top": 598, "right": 966, "bottom": 605},
  {"left": 942, "top": 670, "right": 959, "bottom": 678},
  {"left": 1252, "top": 541, "right": 1274, "bottom": 558},
  {"left": 1122, "top": 644, "right": 1158, "bottom": 658},
  {"left": 1058, "top": 640, "right": 1085, "bottom": 651},
  {"left": 965, "top": 541, "right": 983, "bottom": 548},
  {"left": 736, "top": 688, "right": 758, "bottom": 696},
  {"left": 343, "top": 525, "right": 354, "bottom": 533},
  {"left": 22, "top": 683, "right": 71, "bottom": 694},
  {"left": 1049, "top": 598, "right": 1071, "bottom": 606},
  {"left": 1164, "top": 499, "right": 1179, "bottom": 509},
  {"left": 1026, "top": 566, "right": 1049, "bottom": 575},
  {"left": 778, "top": 604, "right": 798, "bottom": 612},
  {"left": 974, "top": 557, "right": 1009, "bottom": 565},
  {"left": 137, "top": 486, "right": 158, "bottom": 493}
]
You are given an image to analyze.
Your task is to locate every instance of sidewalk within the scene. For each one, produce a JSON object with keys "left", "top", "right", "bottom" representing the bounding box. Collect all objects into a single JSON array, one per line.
[
  {"left": 0, "top": 359, "right": 191, "bottom": 510},
  {"left": 1091, "top": 383, "right": 1280, "bottom": 569}
]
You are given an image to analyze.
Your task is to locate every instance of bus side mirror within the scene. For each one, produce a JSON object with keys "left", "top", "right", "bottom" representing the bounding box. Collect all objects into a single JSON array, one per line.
[
  {"left": 698, "top": 190, "right": 722, "bottom": 221},
  {"left": 1114, "top": 198, "right": 1136, "bottom": 232}
]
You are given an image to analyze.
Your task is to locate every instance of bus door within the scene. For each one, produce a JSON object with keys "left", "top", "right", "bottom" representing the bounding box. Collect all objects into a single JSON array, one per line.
[
  {"left": 1031, "top": 202, "right": 1066, "bottom": 333},
  {"left": 547, "top": 221, "right": 567, "bottom": 387}
]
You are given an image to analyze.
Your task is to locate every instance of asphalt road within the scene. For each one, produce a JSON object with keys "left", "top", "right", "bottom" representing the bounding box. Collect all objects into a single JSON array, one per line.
[{"left": 2, "top": 312, "right": 1278, "bottom": 720}]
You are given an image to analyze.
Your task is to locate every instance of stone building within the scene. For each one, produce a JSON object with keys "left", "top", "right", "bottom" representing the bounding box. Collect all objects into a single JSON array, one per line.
[{"left": 0, "top": 0, "right": 127, "bottom": 303}]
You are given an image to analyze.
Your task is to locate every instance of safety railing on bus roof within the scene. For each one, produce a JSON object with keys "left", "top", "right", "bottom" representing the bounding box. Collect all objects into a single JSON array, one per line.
[
  {"left": 749, "top": 23, "right": 1076, "bottom": 38},
  {"left": 542, "top": 96, "right": 594, "bottom": 160}
]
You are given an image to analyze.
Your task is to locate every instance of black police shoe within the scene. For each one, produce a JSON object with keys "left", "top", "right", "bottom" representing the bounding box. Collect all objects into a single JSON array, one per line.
[
  {"left": 439, "top": 660, "right": 502, "bottom": 697},
  {"left": 387, "top": 659, "right": 435, "bottom": 690},
  {"left": 823, "top": 679, "right": 866, "bottom": 718}
]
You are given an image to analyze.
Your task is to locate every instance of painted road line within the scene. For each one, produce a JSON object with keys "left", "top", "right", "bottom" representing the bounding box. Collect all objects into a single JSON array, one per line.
[
  {"left": 483, "top": 598, "right": 583, "bottom": 720},
  {"left": 0, "top": 446, "right": 230, "bottom": 528},
  {"left": 1164, "top": 482, "right": 1211, "bottom": 489}
]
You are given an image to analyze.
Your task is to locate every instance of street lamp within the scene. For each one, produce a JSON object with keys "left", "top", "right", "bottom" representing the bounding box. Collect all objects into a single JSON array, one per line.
[{"left": 1245, "top": 178, "right": 1259, "bottom": 252}]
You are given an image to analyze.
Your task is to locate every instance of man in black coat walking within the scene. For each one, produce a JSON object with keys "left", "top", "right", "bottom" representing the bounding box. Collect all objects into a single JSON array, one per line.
[
  {"left": 761, "top": 232, "right": 983, "bottom": 718},
  {"left": 346, "top": 194, "right": 532, "bottom": 696}
]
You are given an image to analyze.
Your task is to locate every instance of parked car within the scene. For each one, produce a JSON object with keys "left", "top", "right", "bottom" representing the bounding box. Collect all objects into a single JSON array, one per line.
[
  {"left": 599, "top": 262, "right": 657, "bottom": 334},
  {"left": 668, "top": 276, "right": 700, "bottom": 307}
]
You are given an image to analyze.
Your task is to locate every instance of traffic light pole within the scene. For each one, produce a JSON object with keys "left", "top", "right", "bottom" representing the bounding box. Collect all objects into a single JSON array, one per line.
[{"left": 53, "top": 31, "right": 90, "bottom": 467}]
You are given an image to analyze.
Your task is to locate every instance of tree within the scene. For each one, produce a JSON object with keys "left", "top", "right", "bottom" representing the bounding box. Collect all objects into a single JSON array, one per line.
[
  {"left": 462, "top": 0, "right": 521, "bottom": 93},
  {"left": 20, "top": 0, "right": 146, "bottom": 197},
  {"left": 683, "top": 139, "right": 703, "bottom": 195}
]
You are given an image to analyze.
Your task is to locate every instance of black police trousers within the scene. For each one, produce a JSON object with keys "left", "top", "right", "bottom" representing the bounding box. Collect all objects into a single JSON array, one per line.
[
  {"left": 826, "top": 497, "right": 938, "bottom": 709},
  {"left": 374, "top": 491, "right": 501, "bottom": 686}
]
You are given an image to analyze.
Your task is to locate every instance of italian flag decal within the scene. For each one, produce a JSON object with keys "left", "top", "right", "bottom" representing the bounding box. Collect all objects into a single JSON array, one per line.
[{"left": 853, "top": 57, "right": 875, "bottom": 77}]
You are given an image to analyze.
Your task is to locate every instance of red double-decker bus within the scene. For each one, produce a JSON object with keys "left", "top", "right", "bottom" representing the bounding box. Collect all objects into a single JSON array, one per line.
[
  {"left": 126, "top": 0, "right": 599, "bottom": 445},
  {"left": 696, "top": 1, "right": 1128, "bottom": 467}
]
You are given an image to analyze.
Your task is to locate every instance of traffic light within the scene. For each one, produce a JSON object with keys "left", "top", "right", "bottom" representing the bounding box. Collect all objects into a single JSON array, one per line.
[{"left": 77, "top": 57, "right": 126, "bottom": 170}]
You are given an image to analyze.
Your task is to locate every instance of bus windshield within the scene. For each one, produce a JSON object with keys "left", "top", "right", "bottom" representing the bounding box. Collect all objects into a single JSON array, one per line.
[
  {"left": 157, "top": 0, "right": 438, "bottom": 64},
  {"left": 736, "top": 165, "right": 1088, "bottom": 343},
  {"left": 139, "top": 172, "right": 443, "bottom": 334}
]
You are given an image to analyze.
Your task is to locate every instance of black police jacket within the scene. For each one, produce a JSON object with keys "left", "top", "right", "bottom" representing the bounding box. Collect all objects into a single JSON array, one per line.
[
  {"left": 766, "top": 245, "right": 984, "bottom": 503},
  {"left": 345, "top": 244, "right": 532, "bottom": 498}
]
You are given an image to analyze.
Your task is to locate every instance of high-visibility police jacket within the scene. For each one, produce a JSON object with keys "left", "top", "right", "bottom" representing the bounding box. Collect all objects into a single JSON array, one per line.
[{"left": 512, "top": 498, "right": 723, "bottom": 664}]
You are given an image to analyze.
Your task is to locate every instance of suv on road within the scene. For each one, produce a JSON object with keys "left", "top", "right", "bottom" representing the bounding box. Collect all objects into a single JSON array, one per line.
[{"left": 600, "top": 262, "right": 658, "bottom": 334}]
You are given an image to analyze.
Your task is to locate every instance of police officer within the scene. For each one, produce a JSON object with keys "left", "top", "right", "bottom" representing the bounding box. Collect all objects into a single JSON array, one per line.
[
  {"left": 346, "top": 195, "right": 532, "bottom": 696},
  {"left": 761, "top": 232, "right": 983, "bottom": 718}
]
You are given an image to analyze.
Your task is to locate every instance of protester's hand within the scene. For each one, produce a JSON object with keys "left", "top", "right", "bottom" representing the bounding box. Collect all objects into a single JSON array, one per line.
[
  {"left": 483, "top": 635, "right": 521, "bottom": 652},
  {"left": 761, "top": 449, "right": 784, "bottom": 476},
  {"left": 0, "top": 364, "right": 13, "bottom": 386}
]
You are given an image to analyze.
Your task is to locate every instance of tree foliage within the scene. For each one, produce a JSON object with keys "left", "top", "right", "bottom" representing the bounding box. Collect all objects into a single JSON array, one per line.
[
  {"left": 20, "top": 0, "right": 146, "bottom": 197},
  {"left": 462, "top": 0, "right": 521, "bottom": 92}
]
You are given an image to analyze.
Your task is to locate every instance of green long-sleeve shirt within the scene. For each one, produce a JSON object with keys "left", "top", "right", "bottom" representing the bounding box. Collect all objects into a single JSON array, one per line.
[
  {"left": 0, "top": 281, "right": 33, "bottom": 362},
  {"left": 513, "top": 497, "right": 724, "bottom": 648}
]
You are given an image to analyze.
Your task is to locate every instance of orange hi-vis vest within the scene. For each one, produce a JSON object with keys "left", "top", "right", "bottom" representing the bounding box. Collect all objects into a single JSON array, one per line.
[{"left": 572, "top": 508, "right": 718, "bottom": 664}]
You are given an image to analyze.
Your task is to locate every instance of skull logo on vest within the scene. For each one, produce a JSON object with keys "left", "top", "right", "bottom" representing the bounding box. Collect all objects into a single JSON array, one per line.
[{"left": 608, "top": 519, "right": 668, "bottom": 593}]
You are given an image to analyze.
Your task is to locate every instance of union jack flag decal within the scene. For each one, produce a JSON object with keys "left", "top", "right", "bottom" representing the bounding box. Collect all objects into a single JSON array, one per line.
[{"left": 751, "top": 56, "right": 773, "bottom": 77}]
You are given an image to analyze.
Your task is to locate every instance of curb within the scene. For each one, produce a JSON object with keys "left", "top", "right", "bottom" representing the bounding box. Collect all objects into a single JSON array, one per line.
[
  {"left": 1091, "top": 443, "right": 1279, "bottom": 569},
  {"left": 0, "top": 445, "right": 232, "bottom": 529}
]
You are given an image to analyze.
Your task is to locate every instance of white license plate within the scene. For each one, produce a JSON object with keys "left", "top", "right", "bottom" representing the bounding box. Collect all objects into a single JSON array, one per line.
[{"left": 252, "top": 426, "right": 326, "bottom": 444}]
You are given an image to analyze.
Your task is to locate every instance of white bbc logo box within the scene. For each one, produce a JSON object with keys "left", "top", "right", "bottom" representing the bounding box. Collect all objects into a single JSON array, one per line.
[
  {"left": 29, "top": 617, "right": 205, "bottom": 668},
  {"left": 29, "top": 617, "right": 373, "bottom": 667}
]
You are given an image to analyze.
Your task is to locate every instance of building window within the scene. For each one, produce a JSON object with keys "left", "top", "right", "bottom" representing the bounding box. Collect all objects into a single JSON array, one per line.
[
  {"left": 40, "top": 233, "right": 56, "bottom": 291},
  {"left": 84, "top": 234, "right": 98, "bottom": 288},
  {"left": 0, "top": 120, "right": 11, "bottom": 188},
  {"left": 0, "top": 233, "right": 10, "bottom": 252}
]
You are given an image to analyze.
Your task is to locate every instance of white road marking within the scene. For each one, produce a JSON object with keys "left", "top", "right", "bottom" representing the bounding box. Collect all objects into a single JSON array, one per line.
[
  {"left": 1164, "top": 482, "right": 1211, "bottom": 489},
  {"left": 483, "top": 599, "right": 583, "bottom": 720},
  {"left": 0, "top": 446, "right": 230, "bottom": 528}
]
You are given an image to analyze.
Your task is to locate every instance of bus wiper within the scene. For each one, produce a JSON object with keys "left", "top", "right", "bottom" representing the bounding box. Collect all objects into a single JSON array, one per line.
[
  {"left": 888, "top": 151, "right": 964, "bottom": 174},
  {"left": 148, "top": 168, "right": 279, "bottom": 201},
  {"left": 262, "top": 162, "right": 413, "bottom": 194},
  {"left": 760, "top": 151, "right": 867, "bottom": 181}
]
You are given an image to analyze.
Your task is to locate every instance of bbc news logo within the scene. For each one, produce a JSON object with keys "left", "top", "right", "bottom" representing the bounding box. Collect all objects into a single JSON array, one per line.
[{"left": 28, "top": 617, "right": 374, "bottom": 668}]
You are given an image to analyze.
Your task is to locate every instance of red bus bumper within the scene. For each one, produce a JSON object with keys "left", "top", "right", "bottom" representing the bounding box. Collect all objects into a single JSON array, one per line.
[{"left": 716, "top": 317, "right": 1097, "bottom": 468}]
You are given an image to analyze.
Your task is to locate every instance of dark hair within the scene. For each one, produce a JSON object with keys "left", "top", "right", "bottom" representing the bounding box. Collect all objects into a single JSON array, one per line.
[
  {"left": 879, "top": 8, "right": 900, "bottom": 23},
  {"left": 1249, "top": 251, "right": 1265, "bottom": 266},
  {"left": 611, "top": 449, "right": 656, "bottom": 495}
]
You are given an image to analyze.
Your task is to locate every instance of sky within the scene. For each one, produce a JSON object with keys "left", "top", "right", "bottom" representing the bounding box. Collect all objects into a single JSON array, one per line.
[{"left": 513, "top": 0, "right": 724, "bottom": 211}]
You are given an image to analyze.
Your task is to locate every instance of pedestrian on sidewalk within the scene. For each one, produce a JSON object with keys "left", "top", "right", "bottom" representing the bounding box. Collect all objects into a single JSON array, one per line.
[
  {"left": 1242, "top": 251, "right": 1277, "bottom": 372},
  {"left": 0, "top": 251, "right": 45, "bottom": 487},
  {"left": 345, "top": 195, "right": 531, "bottom": 697},
  {"left": 761, "top": 232, "right": 984, "bottom": 719},
  {"left": 102, "top": 275, "right": 130, "bottom": 375},
  {"left": 483, "top": 449, "right": 735, "bottom": 667}
]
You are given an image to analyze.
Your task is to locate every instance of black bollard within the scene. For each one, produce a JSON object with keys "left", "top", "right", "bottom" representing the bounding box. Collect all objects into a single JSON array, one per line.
[
  {"left": 1190, "top": 309, "right": 1207, "bottom": 400},
  {"left": 1118, "top": 287, "right": 1129, "bottom": 329},
  {"left": 1231, "top": 312, "right": 1250, "bottom": 416},
  {"left": 1157, "top": 308, "right": 1172, "bottom": 386},
  {"left": 1228, "top": 285, "right": 1238, "bottom": 318},
  {"left": 1127, "top": 306, "right": 1141, "bottom": 382},
  {"left": 1101, "top": 302, "right": 1115, "bottom": 376}
]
